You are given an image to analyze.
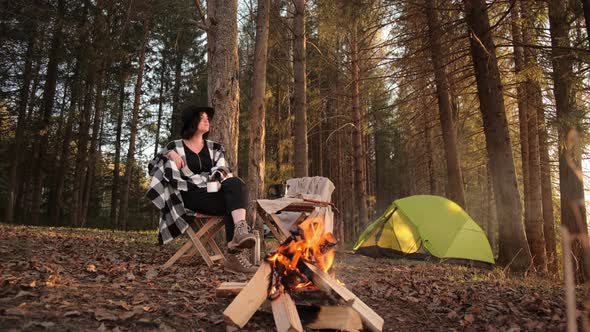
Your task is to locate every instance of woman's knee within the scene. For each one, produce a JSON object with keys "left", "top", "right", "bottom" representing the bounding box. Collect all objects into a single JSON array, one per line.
[{"left": 221, "top": 177, "right": 245, "bottom": 188}]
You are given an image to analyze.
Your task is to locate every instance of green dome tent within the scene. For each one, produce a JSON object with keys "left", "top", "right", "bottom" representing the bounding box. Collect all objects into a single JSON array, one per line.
[{"left": 354, "top": 195, "right": 495, "bottom": 265}]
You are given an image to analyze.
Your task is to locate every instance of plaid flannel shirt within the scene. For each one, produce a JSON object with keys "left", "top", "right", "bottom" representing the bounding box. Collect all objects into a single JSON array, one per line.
[{"left": 146, "top": 139, "right": 227, "bottom": 244}]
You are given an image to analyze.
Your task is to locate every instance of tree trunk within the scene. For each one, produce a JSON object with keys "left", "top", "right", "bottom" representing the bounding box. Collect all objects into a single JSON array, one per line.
[
  {"left": 111, "top": 73, "right": 126, "bottom": 227},
  {"left": 30, "top": 0, "right": 66, "bottom": 225},
  {"left": 293, "top": 0, "right": 308, "bottom": 178},
  {"left": 81, "top": 5, "right": 111, "bottom": 226},
  {"left": 549, "top": 0, "right": 590, "bottom": 283},
  {"left": 49, "top": 54, "right": 83, "bottom": 225},
  {"left": 47, "top": 84, "right": 69, "bottom": 215},
  {"left": 538, "top": 95, "right": 558, "bottom": 273},
  {"left": 350, "top": 19, "right": 368, "bottom": 229},
  {"left": 119, "top": 16, "right": 150, "bottom": 230},
  {"left": 510, "top": 6, "right": 530, "bottom": 228},
  {"left": 424, "top": 1, "right": 466, "bottom": 208},
  {"left": 318, "top": 104, "right": 324, "bottom": 176},
  {"left": 170, "top": 51, "right": 183, "bottom": 139},
  {"left": 154, "top": 53, "right": 167, "bottom": 157},
  {"left": 463, "top": 0, "right": 532, "bottom": 271},
  {"left": 70, "top": 4, "right": 97, "bottom": 227},
  {"left": 374, "top": 113, "right": 388, "bottom": 215},
  {"left": 486, "top": 163, "right": 497, "bottom": 254},
  {"left": 521, "top": 2, "right": 547, "bottom": 272},
  {"left": 247, "top": 0, "right": 270, "bottom": 224},
  {"left": 5, "top": 22, "right": 37, "bottom": 223},
  {"left": 16, "top": 56, "right": 42, "bottom": 221},
  {"left": 207, "top": 0, "right": 240, "bottom": 170},
  {"left": 333, "top": 38, "right": 344, "bottom": 241},
  {"left": 81, "top": 56, "right": 109, "bottom": 227},
  {"left": 511, "top": 3, "right": 547, "bottom": 272},
  {"left": 71, "top": 51, "right": 97, "bottom": 226},
  {"left": 581, "top": 0, "right": 590, "bottom": 47}
]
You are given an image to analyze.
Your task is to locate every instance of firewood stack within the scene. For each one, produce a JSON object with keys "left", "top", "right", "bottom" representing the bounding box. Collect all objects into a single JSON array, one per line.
[{"left": 218, "top": 213, "right": 384, "bottom": 332}]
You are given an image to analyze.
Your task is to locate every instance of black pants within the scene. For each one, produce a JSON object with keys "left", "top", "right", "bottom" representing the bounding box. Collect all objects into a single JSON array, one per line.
[{"left": 181, "top": 177, "right": 248, "bottom": 242}]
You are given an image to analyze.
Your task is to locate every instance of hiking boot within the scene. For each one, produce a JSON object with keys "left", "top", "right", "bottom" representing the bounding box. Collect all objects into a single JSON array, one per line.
[
  {"left": 228, "top": 220, "right": 256, "bottom": 250},
  {"left": 224, "top": 251, "right": 257, "bottom": 274}
]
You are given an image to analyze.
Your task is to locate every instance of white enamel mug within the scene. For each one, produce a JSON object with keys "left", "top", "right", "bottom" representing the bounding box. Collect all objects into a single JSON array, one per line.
[{"left": 206, "top": 181, "right": 219, "bottom": 193}]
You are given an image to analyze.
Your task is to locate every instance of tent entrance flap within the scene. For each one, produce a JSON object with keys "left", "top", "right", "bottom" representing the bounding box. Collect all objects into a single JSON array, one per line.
[
  {"left": 375, "top": 210, "right": 422, "bottom": 254},
  {"left": 354, "top": 195, "right": 495, "bottom": 265},
  {"left": 353, "top": 207, "right": 396, "bottom": 250}
]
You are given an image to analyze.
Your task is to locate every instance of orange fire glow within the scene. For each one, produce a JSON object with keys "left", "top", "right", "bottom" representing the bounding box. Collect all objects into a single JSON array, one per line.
[{"left": 266, "top": 214, "right": 337, "bottom": 296}]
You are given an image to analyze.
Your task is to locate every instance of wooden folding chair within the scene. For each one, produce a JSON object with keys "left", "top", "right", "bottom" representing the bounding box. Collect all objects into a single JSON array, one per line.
[
  {"left": 257, "top": 177, "right": 336, "bottom": 242},
  {"left": 162, "top": 213, "right": 225, "bottom": 269}
]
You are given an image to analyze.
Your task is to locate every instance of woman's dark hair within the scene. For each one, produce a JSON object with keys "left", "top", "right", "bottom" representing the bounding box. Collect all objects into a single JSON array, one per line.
[{"left": 180, "top": 106, "right": 214, "bottom": 140}]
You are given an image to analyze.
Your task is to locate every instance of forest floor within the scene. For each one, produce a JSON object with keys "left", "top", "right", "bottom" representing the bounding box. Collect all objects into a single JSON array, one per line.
[{"left": 0, "top": 224, "right": 575, "bottom": 331}]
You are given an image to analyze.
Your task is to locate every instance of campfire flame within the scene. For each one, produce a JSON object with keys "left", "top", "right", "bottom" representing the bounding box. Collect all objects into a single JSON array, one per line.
[{"left": 266, "top": 214, "right": 338, "bottom": 299}]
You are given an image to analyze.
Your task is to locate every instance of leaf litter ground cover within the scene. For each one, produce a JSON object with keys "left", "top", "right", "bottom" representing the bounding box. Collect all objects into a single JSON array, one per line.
[{"left": 0, "top": 224, "right": 574, "bottom": 331}]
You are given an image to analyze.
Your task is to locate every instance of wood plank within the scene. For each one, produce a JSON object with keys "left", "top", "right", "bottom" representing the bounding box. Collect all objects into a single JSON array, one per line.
[
  {"left": 210, "top": 254, "right": 224, "bottom": 261},
  {"left": 281, "top": 205, "right": 316, "bottom": 212},
  {"left": 195, "top": 216, "right": 224, "bottom": 238},
  {"left": 283, "top": 201, "right": 324, "bottom": 211},
  {"left": 184, "top": 246, "right": 198, "bottom": 258},
  {"left": 265, "top": 218, "right": 286, "bottom": 243},
  {"left": 162, "top": 239, "right": 193, "bottom": 269},
  {"left": 257, "top": 204, "right": 288, "bottom": 242},
  {"left": 223, "top": 261, "right": 272, "bottom": 328},
  {"left": 208, "top": 241, "right": 224, "bottom": 260},
  {"left": 304, "top": 262, "right": 384, "bottom": 332},
  {"left": 293, "top": 212, "right": 307, "bottom": 225},
  {"left": 271, "top": 292, "right": 303, "bottom": 332},
  {"left": 561, "top": 226, "right": 577, "bottom": 332},
  {"left": 216, "top": 282, "right": 247, "bottom": 298},
  {"left": 269, "top": 213, "right": 292, "bottom": 239},
  {"left": 186, "top": 227, "right": 214, "bottom": 267},
  {"left": 298, "top": 305, "right": 362, "bottom": 332},
  {"left": 204, "top": 220, "right": 225, "bottom": 248}
]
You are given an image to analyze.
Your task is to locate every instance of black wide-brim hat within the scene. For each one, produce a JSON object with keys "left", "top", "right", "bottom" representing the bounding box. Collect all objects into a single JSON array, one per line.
[{"left": 182, "top": 105, "right": 215, "bottom": 123}]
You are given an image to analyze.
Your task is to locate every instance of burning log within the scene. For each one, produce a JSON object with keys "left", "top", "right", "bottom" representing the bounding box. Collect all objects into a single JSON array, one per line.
[
  {"left": 304, "top": 262, "right": 384, "bottom": 332},
  {"left": 216, "top": 282, "right": 246, "bottom": 298},
  {"left": 223, "top": 262, "right": 272, "bottom": 328},
  {"left": 271, "top": 292, "right": 303, "bottom": 332},
  {"left": 222, "top": 206, "right": 384, "bottom": 331},
  {"left": 217, "top": 281, "right": 331, "bottom": 304},
  {"left": 298, "top": 305, "right": 362, "bottom": 332}
]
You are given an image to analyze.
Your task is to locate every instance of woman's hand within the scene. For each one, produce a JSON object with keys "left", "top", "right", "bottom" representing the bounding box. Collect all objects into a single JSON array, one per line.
[{"left": 166, "top": 150, "right": 185, "bottom": 169}]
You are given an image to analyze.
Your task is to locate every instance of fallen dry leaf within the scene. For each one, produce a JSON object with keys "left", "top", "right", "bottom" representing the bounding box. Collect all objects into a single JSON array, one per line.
[
  {"left": 94, "top": 308, "right": 117, "bottom": 321},
  {"left": 15, "top": 290, "right": 35, "bottom": 298},
  {"left": 5, "top": 306, "right": 26, "bottom": 316},
  {"left": 119, "top": 311, "right": 136, "bottom": 320},
  {"left": 118, "top": 301, "right": 131, "bottom": 311},
  {"left": 146, "top": 268, "right": 158, "bottom": 280},
  {"left": 64, "top": 310, "right": 81, "bottom": 317},
  {"left": 142, "top": 305, "right": 157, "bottom": 312},
  {"left": 24, "top": 321, "right": 56, "bottom": 329}
]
